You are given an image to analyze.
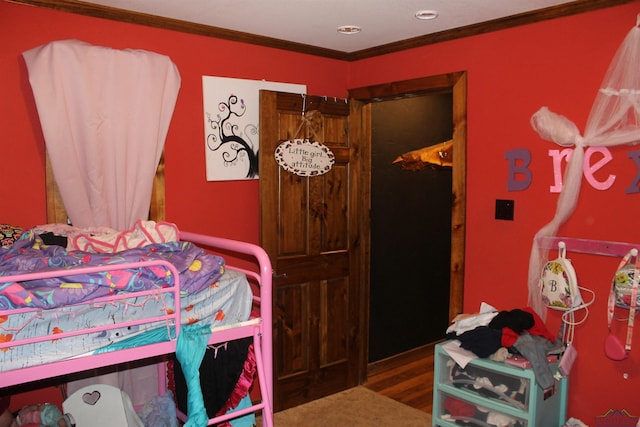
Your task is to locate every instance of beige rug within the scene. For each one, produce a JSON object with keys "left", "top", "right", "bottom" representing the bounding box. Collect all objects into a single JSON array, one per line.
[{"left": 272, "top": 386, "right": 431, "bottom": 426}]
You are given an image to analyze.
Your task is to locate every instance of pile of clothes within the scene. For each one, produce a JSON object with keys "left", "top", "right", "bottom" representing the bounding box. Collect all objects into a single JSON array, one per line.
[{"left": 445, "top": 306, "right": 562, "bottom": 390}]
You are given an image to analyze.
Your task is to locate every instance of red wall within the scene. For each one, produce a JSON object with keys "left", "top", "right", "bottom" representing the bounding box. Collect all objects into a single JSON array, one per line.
[
  {"left": 2, "top": 0, "right": 640, "bottom": 423},
  {"left": 0, "top": 1, "right": 348, "bottom": 241},
  {"left": 0, "top": 0, "right": 348, "bottom": 413},
  {"left": 348, "top": 2, "right": 640, "bottom": 423}
]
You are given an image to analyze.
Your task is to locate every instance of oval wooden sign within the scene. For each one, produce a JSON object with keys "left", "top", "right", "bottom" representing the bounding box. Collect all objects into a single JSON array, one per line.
[{"left": 275, "top": 139, "right": 335, "bottom": 177}]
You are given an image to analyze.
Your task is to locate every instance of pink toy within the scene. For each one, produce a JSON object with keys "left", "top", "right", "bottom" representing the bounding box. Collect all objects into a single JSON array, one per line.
[{"left": 15, "top": 404, "right": 69, "bottom": 427}]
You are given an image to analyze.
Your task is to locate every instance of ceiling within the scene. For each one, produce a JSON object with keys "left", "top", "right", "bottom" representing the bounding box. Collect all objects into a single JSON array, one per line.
[
  {"left": 11, "top": 0, "right": 635, "bottom": 59},
  {"left": 76, "top": 0, "right": 577, "bottom": 53}
]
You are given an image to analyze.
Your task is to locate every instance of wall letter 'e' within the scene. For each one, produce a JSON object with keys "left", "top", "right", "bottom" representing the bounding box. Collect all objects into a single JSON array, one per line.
[{"left": 584, "top": 147, "right": 615, "bottom": 191}]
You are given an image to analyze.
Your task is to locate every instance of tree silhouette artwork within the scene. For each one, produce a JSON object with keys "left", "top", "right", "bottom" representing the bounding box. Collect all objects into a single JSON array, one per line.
[{"left": 206, "top": 94, "right": 259, "bottom": 178}]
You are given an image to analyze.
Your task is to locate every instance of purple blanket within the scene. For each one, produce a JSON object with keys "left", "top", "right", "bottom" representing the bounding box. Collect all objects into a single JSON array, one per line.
[{"left": 0, "top": 233, "right": 225, "bottom": 310}]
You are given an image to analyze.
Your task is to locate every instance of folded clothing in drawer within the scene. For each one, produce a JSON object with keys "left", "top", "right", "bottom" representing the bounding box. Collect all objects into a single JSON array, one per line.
[
  {"left": 449, "top": 361, "right": 529, "bottom": 410},
  {"left": 440, "top": 393, "right": 528, "bottom": 427}
]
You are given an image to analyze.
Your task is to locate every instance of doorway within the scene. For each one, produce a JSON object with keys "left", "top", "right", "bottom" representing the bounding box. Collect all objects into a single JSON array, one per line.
[
  {"left": 349, "top": 71, "right": 467, "bottom": 365},
  {"left": 369, "top": 94, "right": 453, "bottom": 362},
  {"left": 259, "top": 72, "right": 466, "bottom": 409}
]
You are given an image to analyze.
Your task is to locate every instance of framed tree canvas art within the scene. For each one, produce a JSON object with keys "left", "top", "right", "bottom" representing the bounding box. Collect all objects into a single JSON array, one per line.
[{"left": 203, "top": 76, "right": 306, "bottom": 181}]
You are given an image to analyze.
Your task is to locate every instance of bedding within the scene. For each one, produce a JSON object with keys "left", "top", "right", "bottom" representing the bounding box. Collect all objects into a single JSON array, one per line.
[
  {"left": 0, "top": 268, "right": 252, "bottom": 372},
  {"left": 0, "top": 228, "right": 273, "bottom": 427},
  {"left": 0, "top": 230, "right": 253, "bottom": 370},
  {"left": 0, "top": 231, "right": 225, "bottom": 310}
]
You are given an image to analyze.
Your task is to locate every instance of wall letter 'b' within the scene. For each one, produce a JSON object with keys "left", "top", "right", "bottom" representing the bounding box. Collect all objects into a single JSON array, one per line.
[{"left": 505, "top": 149, "right": 532, "bottom": 191}]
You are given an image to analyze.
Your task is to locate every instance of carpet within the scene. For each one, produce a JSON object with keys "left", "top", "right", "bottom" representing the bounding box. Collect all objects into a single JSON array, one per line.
[{"left": 272, "top": 386, "right": 432, "bottom": 426}]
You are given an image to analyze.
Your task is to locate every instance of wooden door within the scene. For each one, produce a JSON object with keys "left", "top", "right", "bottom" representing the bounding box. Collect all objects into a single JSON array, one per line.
[{"left": 259, "top": 91, "right": 366, "bottom": 411}]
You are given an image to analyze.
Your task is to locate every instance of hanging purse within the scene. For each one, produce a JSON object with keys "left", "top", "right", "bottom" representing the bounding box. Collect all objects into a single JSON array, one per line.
[
  {"left": 540, "top": 242, "right": 594, "bottom": 377},
  {"left": 539, "top": 242, "right": 594, "bottom": 317},
  {"left": 605, "top": 248, "right": 639, "bottom": 361}
]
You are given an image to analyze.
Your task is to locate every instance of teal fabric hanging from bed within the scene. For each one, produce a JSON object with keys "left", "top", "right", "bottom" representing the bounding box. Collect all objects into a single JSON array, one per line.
[{"left": 176, "top": 323, "right": 212, "bottom": 427}]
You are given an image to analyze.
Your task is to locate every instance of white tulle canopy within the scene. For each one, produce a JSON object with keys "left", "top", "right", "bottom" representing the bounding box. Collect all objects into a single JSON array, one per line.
[{"left": 528, "top": 15, "right": 640, "bottom": 319}]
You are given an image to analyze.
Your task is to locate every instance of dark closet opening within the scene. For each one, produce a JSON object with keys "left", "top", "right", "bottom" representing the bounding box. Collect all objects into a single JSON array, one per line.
[{"left": 369, "top": 93, "right": 453, "bottom": 362}]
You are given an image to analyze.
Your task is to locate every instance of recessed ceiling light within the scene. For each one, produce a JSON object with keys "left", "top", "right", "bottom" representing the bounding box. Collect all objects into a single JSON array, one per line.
[
  {"left": 337, "top": 25, "right": 361, "bottom": 35},
  {"left": 415, "top": 10, "right": 439, "bottom": 20}
]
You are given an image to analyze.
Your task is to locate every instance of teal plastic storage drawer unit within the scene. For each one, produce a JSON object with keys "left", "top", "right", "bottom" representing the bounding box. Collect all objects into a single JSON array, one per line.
[{"left": 432, "top": 342, "right": 568, "bottom": 427}]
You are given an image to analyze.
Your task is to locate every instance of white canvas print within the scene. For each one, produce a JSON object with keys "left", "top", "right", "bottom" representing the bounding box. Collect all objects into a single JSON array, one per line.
[{"left": 203, "top": 76, "right": 306, "bottom": 181}]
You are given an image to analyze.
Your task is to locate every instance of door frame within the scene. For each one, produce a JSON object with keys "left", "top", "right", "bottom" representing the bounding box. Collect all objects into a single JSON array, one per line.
[{"left": 349, "top": 71, "right": 467, "bottom": 373}]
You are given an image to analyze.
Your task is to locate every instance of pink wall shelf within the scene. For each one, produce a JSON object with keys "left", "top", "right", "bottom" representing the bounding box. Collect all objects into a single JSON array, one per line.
[{"left": 537, "top": 236, "right": 639, "bottom": 258}]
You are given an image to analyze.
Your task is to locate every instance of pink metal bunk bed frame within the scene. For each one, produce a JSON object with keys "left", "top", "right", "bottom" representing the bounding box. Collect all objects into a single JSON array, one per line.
[{"left": 0, "top": 231, "right": 273, "bottom": 427}]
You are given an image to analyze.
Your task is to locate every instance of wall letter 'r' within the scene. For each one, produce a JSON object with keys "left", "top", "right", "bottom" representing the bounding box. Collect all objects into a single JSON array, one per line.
[{"left": 549, "top": 148, "right": 572, "bottom": 193}]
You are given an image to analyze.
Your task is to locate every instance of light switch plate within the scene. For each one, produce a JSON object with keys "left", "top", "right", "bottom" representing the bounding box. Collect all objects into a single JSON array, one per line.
[{"left": 495, "top": 199, "right": 514, "bottom": 220}]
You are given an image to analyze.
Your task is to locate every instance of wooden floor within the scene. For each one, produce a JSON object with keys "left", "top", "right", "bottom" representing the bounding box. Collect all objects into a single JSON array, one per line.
[{"left": 363, "top": 342, "right": 436, "bottom": 415}]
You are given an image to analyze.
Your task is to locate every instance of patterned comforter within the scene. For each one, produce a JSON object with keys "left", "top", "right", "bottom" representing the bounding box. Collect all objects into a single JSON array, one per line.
[{"left": 0, "top": 231, "right": 225, "bottom": 310}]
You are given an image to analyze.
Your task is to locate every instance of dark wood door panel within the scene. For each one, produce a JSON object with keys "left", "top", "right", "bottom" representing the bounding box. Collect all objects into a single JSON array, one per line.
[
  {"left": 274, "top": 277, "right": 351, "bottom": 377},
  {"left": 274, "top": 282, "right": 312, "bottom": 377},
  {"left": 274, "top": 252, "right": 349, "bottom": 285},
  {"left": 260, "top": 90, "right": 363, "bottom": 411}
]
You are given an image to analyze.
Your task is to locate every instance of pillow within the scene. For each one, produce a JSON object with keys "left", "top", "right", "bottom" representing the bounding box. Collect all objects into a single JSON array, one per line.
[{"left": 0, "top": 224, "right": 24, "bottom": 248}]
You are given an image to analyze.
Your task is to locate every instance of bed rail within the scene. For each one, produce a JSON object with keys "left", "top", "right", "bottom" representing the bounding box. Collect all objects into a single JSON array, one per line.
[
  {"left": 0, "top": 260, "right": 182, "bottom": 387},
  {"left": 178, "top": 232, "right": 273, "bottom": 427}
]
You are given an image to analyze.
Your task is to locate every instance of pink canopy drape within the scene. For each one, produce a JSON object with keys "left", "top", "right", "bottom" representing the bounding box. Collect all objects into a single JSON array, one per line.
[
  {"left": 22, "top": 39, "right": 181, "bottom": 407},
  {"left": 23, "top": 39, "right": 181, "bottom": 230},
  {"left": 528, "top": 16, "right": 640, "bottom": 320}
]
